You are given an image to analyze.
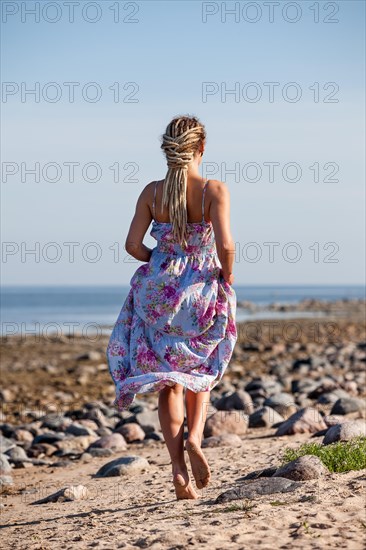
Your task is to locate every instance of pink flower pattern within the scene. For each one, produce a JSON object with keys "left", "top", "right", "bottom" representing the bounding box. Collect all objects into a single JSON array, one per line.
[{"left": 106, "top": 220, "right": 237, "bottom": 410}]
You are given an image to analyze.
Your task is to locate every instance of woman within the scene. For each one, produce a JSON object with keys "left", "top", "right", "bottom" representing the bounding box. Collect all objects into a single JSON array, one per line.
[{"left": 107, "top": 115, "right": 237, "bottom": 499}]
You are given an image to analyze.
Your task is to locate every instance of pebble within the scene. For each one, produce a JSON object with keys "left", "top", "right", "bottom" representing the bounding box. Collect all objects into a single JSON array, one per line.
[
  {"left": 75, "top": 351, "right": 102, "bottom": 361},
  {"left": 95, "top": 456, "right": 150, "bottom": 477},
  {"left": 275, "top": 407, "right": 328, "bottom": 436},
  {"left": 32, "top": 484, "right": 89, "bottom": 504},
  {"left": 273, "top": 455, "right": 327, "bottom": 480}
]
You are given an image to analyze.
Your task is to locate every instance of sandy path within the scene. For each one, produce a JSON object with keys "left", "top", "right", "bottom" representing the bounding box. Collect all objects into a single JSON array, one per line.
[{"left": 2, "top": 428, "right": 365, "bottom": 550}]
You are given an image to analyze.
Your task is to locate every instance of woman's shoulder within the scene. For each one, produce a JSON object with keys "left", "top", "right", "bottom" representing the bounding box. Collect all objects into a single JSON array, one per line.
[{"left": 207, "top": 179, "right": 231, "bottom": 196}]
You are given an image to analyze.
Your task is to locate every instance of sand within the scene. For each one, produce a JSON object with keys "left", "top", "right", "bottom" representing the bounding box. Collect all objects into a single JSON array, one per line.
[
  {"left": 1, "top": 428, "right": 365, "bottom": 550},
  {"left": 1, "top": 311, "right": 366, "bottom": 549}
]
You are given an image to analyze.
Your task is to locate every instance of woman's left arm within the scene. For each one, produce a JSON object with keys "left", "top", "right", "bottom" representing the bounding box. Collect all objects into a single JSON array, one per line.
[{"left": 125, "top": 184, "right": 154, "bottom": 262}]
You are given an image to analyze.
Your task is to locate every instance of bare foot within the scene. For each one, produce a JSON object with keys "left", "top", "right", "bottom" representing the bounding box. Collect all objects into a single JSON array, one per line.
[
  {"left": 172, "top": 469, "right": 199, "bottom": 500},
  {"left": 185, "top": 438, "right": 211, "bottom": 489}
]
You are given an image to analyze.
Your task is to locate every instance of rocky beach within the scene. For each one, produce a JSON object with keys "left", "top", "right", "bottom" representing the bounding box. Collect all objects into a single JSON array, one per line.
[{"left": 1, "top": 299, "right": 365, "bottom": 550}]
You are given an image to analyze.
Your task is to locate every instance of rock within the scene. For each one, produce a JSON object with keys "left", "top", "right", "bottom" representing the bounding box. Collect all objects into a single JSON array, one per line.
[
  {"left": 330, "top": 398, "right": 366, "bottom": 415},
  {"left": 0, "top": 454, "right": 12, "bottom": 474},
  {"left": 116, "top": 423, "right": 145, "bottom": 443},
  {"left": 32, "top": 484, "right": 89, "bottom": 504},
  {"left": 0, "top": 434, "right": 16, "bottom": 453},
  {"left": 83, "top": 408, "right": 112, "bottom": 428},
  {"left": 317, "top": 392, "right": 350, "bottom": 405},
  {"left": 202, "top": 434, "right": 242, "bottom": 448},
  {"left": 54, "top": 435, "right": 98, "bottom": 455},
  {"left": 88, "top": 433, "right": 127, "bottom": 451},
  {"left": 28, "top": 443, "right": 58, "bottom": 457},
  {"left": 215, "top": 477, "right": 302, "bottom": 503},
  {"left": 33, "top": 432, "right": 66, "bottom": 445},
  {"left": 78, "top": 419, "right": 99, "bottom": 431},
  {"left": 244, "top": 379, "right": 282, "bottom": 398},
  {"left": 0, "top": 475, "right": 13, "bottom": 491},
  {"left": 292, "top": 358, "right": 312, "bottom": 372},
  {"left": 5, "top": 446, "right": 30, "bottom": 463},
  {"left": 323, "top": 420, "right": 366, "bottom": 445},
  {"left": 40, "top": 413, "right": 72, "bottom": 431},
  {"left": 65, "top": 423, "right": 97, "bottom": 437},
  {"left": 95, "top": 456, "right": 149, "bottom": 477},
  {"left": 204, "top": 410, "right": 249, "bottom": 437},
  {"left": 263, "top": 393, "right": 297, "bottom": 418},
  {"left": 240, "top": 467, "right": 277, "bottom": 480},
  {"left": 249, "top": 407, "right": 285, "bottom": 428},
  {"left": 135, "top": 410, "right": 161, "bottom": 434},
  {"left": 13, "top": 429, "right": 34, "bottom": 443},
  {"left": 324, "top": 415, "right": 348, "bottom": 427},
  {"left": 75, "top": 351, "right": 101, "bottom": 361},
  {"left": 342, "top": 381, "right": 358, "bottom": 396},
  {"left": 214, "top": 391, "right": 254, "bottom": 414},
  {"left": 273, "top": 455, "right": 327, "bottom": 480},
  {"left": 0, "top": 389, "right": 14, "bottom": 402},
  {"left": 275, "top": 407, "right": 327, "bottom": 436},
  {"left": 87, "top": 448, "right": 115, "bottom": 458}
]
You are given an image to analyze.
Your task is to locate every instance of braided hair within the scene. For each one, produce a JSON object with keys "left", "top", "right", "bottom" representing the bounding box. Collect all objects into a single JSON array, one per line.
[{"left": 160, "top": 115, "right": 206, "bottom": 248}]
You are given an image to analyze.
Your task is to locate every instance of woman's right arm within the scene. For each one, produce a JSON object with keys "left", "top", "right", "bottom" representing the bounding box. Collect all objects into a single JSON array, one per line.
[{"left": 210, "top": 180, "right": 236, "bottom": 285}]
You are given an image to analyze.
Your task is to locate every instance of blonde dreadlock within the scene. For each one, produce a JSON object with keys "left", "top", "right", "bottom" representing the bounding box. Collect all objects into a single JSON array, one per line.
[{"left": 160, "top": 115, "right": 206, "bottom": 248}]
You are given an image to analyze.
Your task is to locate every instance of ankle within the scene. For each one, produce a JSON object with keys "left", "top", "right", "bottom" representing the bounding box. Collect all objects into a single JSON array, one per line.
[
  {"left": 171, "top": 460, "right": 187, "bottom": 474},
  {"left": 186, "top": 434, "right": 202, "bottom": 446}
]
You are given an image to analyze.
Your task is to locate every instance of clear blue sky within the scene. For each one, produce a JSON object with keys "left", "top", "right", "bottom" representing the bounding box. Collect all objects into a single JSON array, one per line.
[{"left": 1, "top": 0, "right": 365, "bottom": 285}]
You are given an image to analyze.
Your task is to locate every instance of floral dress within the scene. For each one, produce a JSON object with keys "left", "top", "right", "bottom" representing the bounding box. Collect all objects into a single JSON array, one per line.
[{"left": 106, "top": 180, "right": 238, "bottom": 411}]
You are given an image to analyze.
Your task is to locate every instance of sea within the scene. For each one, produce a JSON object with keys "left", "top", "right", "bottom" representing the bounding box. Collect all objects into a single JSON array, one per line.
[{"left": 1, "top": 285, "right": 364, "bottom": 338}]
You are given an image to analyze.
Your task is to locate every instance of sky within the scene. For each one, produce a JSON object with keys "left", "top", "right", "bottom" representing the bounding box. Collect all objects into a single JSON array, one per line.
[{"left": 1, "top": 0, "right": 365, "bottom": 286}]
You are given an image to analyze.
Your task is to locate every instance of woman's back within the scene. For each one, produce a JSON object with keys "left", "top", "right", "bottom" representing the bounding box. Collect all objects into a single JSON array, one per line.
[{"left": 152, "top": 177, "right": 212, "bottom": 224}]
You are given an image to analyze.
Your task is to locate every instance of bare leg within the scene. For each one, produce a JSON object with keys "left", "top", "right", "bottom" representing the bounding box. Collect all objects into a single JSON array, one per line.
[
  {"left": 158, "top": 383, "right": 198, "bottom": 499},
  {"left": 185, "top": 389, "right": 211, "bottom": 489}
]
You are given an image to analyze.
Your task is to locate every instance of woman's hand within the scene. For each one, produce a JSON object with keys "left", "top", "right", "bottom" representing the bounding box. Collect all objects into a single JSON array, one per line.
[{"left": 219, "top": 269, "right": 234, "bottom": 286}]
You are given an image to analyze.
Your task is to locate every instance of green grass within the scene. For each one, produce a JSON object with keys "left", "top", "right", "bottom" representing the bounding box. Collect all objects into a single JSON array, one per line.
[{"left": 281, "top": 436, "right": 366, "bottom": 473}]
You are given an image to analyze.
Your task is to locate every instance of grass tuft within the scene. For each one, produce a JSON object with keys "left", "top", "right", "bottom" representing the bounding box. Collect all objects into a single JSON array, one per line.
[{"left": 281, "top": 436, "right": 366, "bottom": 473}]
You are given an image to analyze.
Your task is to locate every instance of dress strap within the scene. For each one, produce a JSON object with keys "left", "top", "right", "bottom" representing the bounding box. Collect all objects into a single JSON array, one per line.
[
  {"left": 201, "top": 179, "right": 209, "bottom": 222},
  {"left": 152, "top": 180, "right": 158, "bottom": 220}
]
